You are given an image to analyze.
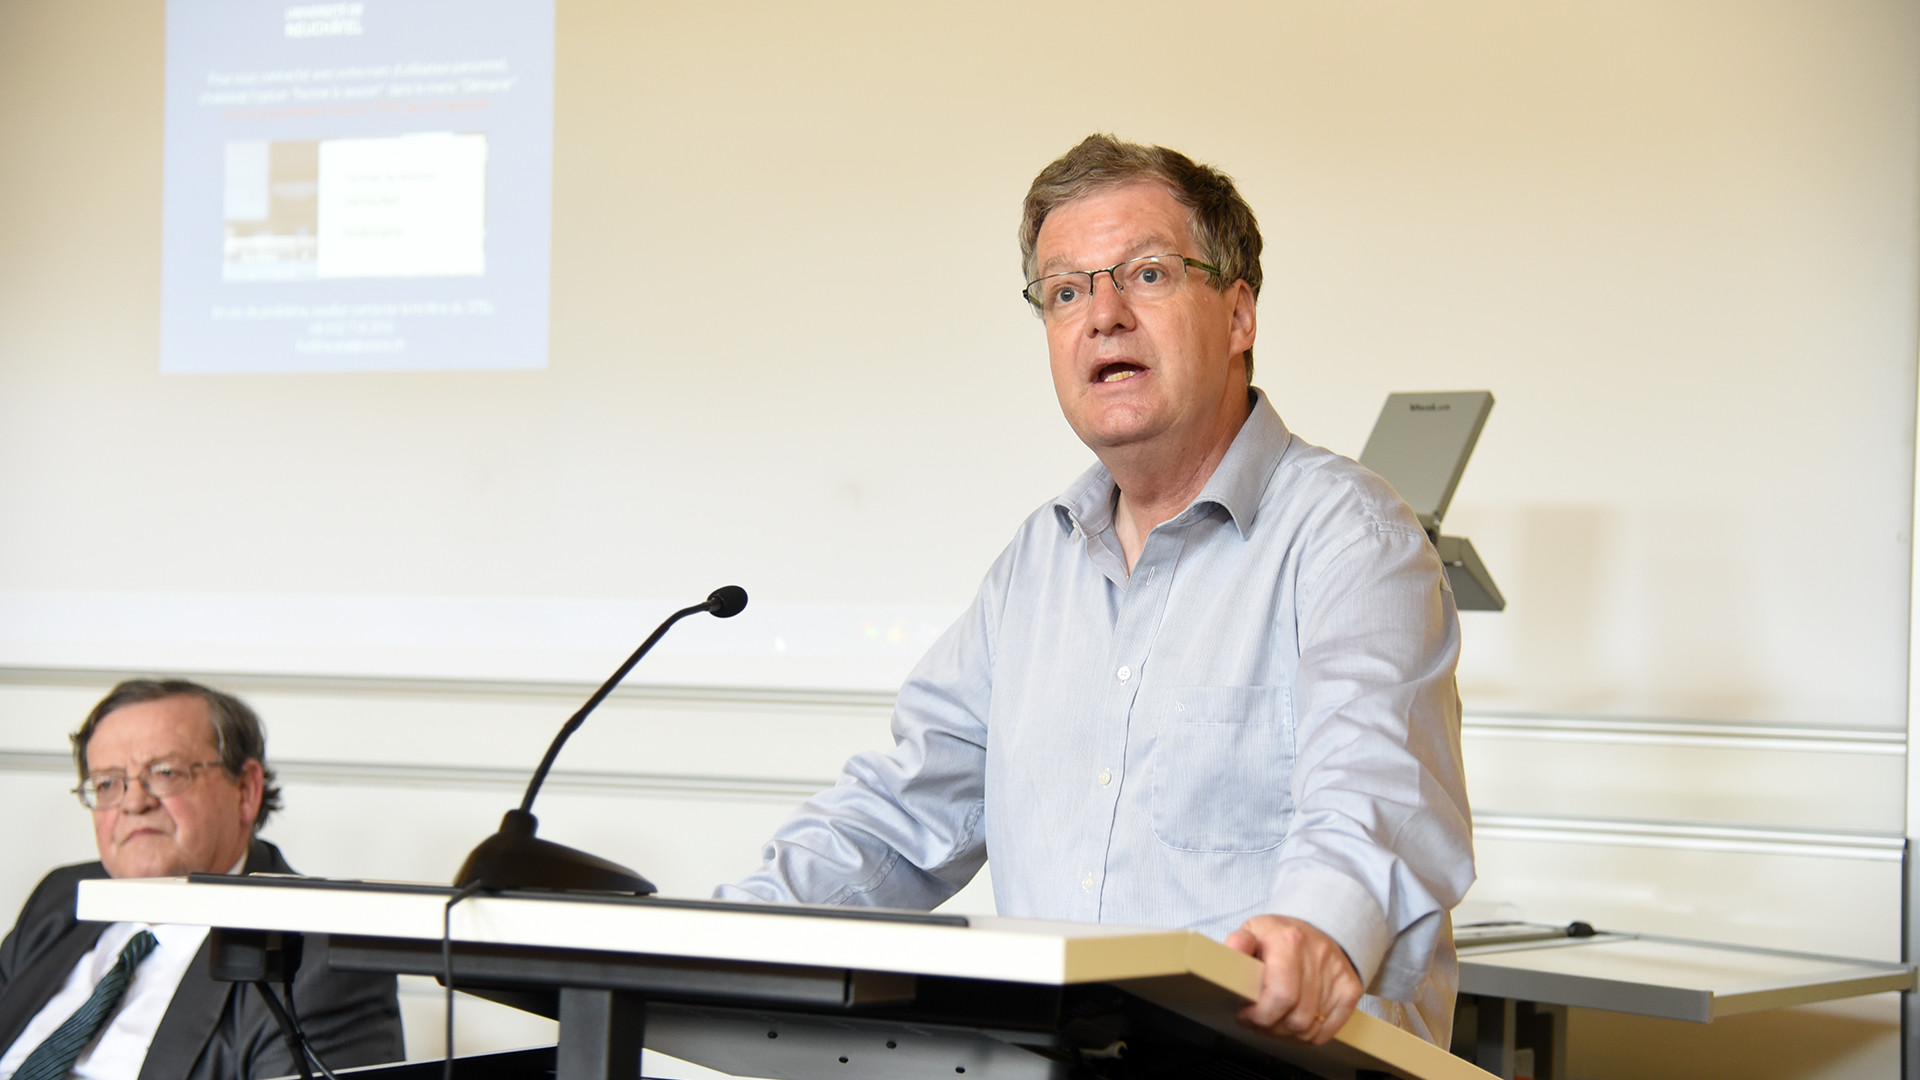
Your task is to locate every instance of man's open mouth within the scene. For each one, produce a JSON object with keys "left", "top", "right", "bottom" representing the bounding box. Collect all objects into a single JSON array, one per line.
[{"left": 1095, "top": 362, "right": 1145, "bottom": 384}]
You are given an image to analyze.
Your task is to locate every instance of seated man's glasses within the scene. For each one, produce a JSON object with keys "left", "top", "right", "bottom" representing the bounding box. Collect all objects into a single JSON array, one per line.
[
  {"left": 1022, "top": 253, "right": 1224, "bottom": 323},
  {"left": 76, "top": 760, "right": 224, "bottom": 810}
]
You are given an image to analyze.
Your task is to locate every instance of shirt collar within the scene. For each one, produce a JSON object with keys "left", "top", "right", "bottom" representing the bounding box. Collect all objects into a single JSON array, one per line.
[{"left": 1053, "top": 386, "right": 1293, "bottom": 541}]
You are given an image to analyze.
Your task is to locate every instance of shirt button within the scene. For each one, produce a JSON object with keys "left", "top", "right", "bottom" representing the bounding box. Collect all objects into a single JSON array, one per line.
[
  {"left": 1081, "top": 875, "right": 1095, "bottom": 891},
  {"left": 1116, "top": 665, "right": 1131, "bottom": 682},
  {"left": 1097, "top": 769, "right": 1112, "bottom": 786}
]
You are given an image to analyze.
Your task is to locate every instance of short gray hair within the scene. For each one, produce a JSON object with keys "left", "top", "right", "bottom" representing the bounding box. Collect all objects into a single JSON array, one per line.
[
  {"left": 71, "top": 678, "right": 283, "bottom": 830},
  {"left": 1020, "top": 134, "right": 1264, "bottom": 376}
]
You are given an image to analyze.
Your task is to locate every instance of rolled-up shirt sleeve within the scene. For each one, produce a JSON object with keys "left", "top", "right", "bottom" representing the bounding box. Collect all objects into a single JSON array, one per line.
[{"left": 1264, "top": 520, "right": 1475, "bottom": 1001}]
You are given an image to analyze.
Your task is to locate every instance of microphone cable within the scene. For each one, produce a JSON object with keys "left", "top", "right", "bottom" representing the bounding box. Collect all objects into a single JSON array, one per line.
[
  {"left": 281, "top": 963, "right": 342, "bottom": 1080},
  {"left": 252, "top": 977, "right": 339, "bottom": 1080},
  {"left": 442, "top": 879, "right": 486, "bottom": 1080}
]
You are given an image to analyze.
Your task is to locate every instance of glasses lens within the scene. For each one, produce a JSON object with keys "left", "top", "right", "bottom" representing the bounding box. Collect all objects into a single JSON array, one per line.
[
  {"left": 1030, "top": 272, "right": 1094, "bottom": 319},
  {"left": 82, "top": 774, "right": 125, "bottom": 808},
  {"left": 145, "top": 761, "right": 189, "bottom": 796},
  {"left": 79, "top": 761, "right": 206, "bottom": 808},
  {"left": 1120, "top": 255, "right": 1186, "bottom": 296}
]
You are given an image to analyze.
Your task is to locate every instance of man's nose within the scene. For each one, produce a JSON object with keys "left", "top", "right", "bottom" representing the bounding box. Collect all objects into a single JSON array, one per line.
[
  {"left": 1086, "top": 270, "right": 1135, "bottom": 335},
  {"left": 120, "top": 777, "right": 159, "bottom": 812}
]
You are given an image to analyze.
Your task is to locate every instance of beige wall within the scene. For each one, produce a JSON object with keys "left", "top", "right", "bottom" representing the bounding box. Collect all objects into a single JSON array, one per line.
[
  {"left": 2, "top": 1, "right": 1915, "bottom": 723},
  {"left": 1, "top": 2, "right": 1916, "bottom": 1077}
]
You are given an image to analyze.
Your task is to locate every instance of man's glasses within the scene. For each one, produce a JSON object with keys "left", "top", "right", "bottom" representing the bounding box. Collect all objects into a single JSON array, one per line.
[
  {"left": 76, "top": 759, "right": 224, "bottom": 809},
  {"left": 1022, "top": 253, "right": 1223, "bottom": 323}
]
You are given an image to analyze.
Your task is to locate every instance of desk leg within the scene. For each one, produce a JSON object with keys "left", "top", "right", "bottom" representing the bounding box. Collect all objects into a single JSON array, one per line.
[
  {"left": 1473, "top": 994, "right": 1519, "bottom": 1079},
  {"left": 1454, "top": 995, "right": 1566, "bottom": 1080},
  {"left": 1517, "top": 1001, "right": 1567, "bottom": 1080},
  {"left": 557, "top": 988, "right": 645, "bottom": 1080}
]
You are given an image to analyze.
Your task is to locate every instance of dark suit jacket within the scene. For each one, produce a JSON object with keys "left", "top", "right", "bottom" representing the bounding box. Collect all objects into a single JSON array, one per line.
[{"left": 0, "top": 839, "right": 403, "bottom": 1080}]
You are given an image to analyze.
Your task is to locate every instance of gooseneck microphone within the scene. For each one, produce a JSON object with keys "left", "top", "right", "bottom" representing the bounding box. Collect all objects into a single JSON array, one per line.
[{"left": 453, "top": 586, "right": 750, "bottom": 893}]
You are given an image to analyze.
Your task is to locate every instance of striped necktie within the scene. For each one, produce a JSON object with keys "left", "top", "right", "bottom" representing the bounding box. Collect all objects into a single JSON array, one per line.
[{"left": 11, "top": 929, "right": 158, "bottom": 1080}]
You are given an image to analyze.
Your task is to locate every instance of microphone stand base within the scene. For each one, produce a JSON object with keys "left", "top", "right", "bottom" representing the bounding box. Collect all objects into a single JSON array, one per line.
[{"left": 454, "top": 810, "right": 657, "bottom": 895}]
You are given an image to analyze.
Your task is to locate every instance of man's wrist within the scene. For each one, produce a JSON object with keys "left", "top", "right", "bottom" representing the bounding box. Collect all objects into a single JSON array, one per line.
[{"left": 1263, "top": 864, "right": 1390, "bottom": 990}]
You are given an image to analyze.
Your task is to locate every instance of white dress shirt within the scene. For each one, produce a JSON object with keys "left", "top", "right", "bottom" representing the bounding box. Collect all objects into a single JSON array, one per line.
[
  {"left": 0, "top": 853, "right": 243, "bottom": 1080},
  {"left": 0, "top": 923, "right": 209, "bottom": 1080}
]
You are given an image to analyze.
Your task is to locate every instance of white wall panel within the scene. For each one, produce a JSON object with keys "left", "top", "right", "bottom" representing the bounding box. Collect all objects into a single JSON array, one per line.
[
  {"left": 0, "top": 673, "right": 1903, "bottom": 1078},
  {"left": 1465, "top": 833, "right": 1903, "bottom": 961},
  {"left": 1462, "top": 717, "right": 1906, "bottom": 833},
  {"left": 246, "top": 684, "right": 896, "bottom": 781},
  {"left": 0, "top": 683, "right": 108, "bottom": 752},
  {"left": 0, "top": 766, "right": 103, "bottom": 924},
  {"left": 266, "top": 777, "right": 806, "bottom": 898},
  {"left": 0, "top": 675, "right": 977, "bottom": 927}
]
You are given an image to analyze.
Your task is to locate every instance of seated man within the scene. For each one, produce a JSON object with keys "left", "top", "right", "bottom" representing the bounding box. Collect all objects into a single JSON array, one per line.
[
  {"left": 0, "top": 679, "right": 403, "bottom": 1079},
  {"left": 720, "top": 135, "right": 1474, "bottom": 1047}
]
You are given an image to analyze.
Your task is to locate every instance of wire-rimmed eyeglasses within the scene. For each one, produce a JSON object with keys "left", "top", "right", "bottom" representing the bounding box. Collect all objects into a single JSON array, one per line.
[
  {"left": 76, "top": 759, "right": 224, "bottom": 809},
  {"left": 1022, "top": 253, "right": 1223, "bottom": 322}
]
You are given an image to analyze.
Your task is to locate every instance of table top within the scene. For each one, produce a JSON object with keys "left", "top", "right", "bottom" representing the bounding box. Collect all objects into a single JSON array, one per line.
[
  {"left": 78, "top": 875, "right": 1250, "bottom": 989},
  {"left": 78, "top": 875, "right": 1495, "bottom": 1080},
  {"left": 1458, "top": 927, "right": 1916, "bottom": 1022}
]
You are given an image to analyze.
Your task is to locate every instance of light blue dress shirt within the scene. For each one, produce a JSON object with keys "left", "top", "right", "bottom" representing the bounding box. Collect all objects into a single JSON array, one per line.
[{"left": 719, "top": 389, "right": 1475, "bottom": 1044}]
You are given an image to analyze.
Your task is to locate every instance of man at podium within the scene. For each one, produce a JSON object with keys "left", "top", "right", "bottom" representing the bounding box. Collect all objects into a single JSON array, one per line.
[{"left": 718, "top": 135, "right": 1475, "bottom": 1049}]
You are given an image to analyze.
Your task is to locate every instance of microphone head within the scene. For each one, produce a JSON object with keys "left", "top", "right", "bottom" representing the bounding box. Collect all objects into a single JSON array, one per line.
[{"left": 706, "top": 585, "right": 749, "bottom": 619}]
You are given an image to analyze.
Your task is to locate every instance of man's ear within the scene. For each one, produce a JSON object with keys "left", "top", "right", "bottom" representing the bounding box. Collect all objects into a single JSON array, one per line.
[
  {"left": 237, "top": 759, "right": 266, "bottom": 831},
  {"left": 1228, "top": 279, "right": 1257, "bottom": 360}
]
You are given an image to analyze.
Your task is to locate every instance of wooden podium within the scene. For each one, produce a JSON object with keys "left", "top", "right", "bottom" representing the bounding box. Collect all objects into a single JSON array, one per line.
[{"left": 77, "top": 876, "right": 1491, "bottom": 1080}]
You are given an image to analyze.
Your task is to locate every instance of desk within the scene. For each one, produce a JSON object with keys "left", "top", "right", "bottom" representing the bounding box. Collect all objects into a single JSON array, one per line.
[
  {"left": 77, "top": 876, "right": 1492, "bottom": 1080},
  {"left": 1455, "top": 925, "right": 1915, "bottom": 1080}
]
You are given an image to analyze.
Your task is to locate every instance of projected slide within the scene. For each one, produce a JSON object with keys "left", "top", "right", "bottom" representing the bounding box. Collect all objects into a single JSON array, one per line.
[{"left": 161, "top": 1, "right": 554, "bottom": 373}]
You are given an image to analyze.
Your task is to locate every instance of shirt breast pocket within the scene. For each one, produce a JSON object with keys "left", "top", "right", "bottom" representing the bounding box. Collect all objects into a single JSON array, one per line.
[{"left": 1147, "top": 685, "right": 1296, "bottom": 853}]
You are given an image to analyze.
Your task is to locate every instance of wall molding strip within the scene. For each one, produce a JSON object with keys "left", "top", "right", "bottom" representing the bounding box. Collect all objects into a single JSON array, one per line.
[
  {"left": 0, "top": 667, "right": 1906, "bottom": 755},
  {"left": 0, "top": 665, "right": 898, "bottom": 711},
  {"left": 5, "top": 750, "right": 74, "bottom": 775},
  {"left": 1475, "top": 812, "right": 1907, "bottom": 861},
  {"left": 1463, "top": 713, "right": 1905, "bottom": 754},
  {"left": 4, "top": 748, "right": 1903, "bottom": 858},
  {"left": 0, "top": 750, "right": 830, "bottom": 802}
]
